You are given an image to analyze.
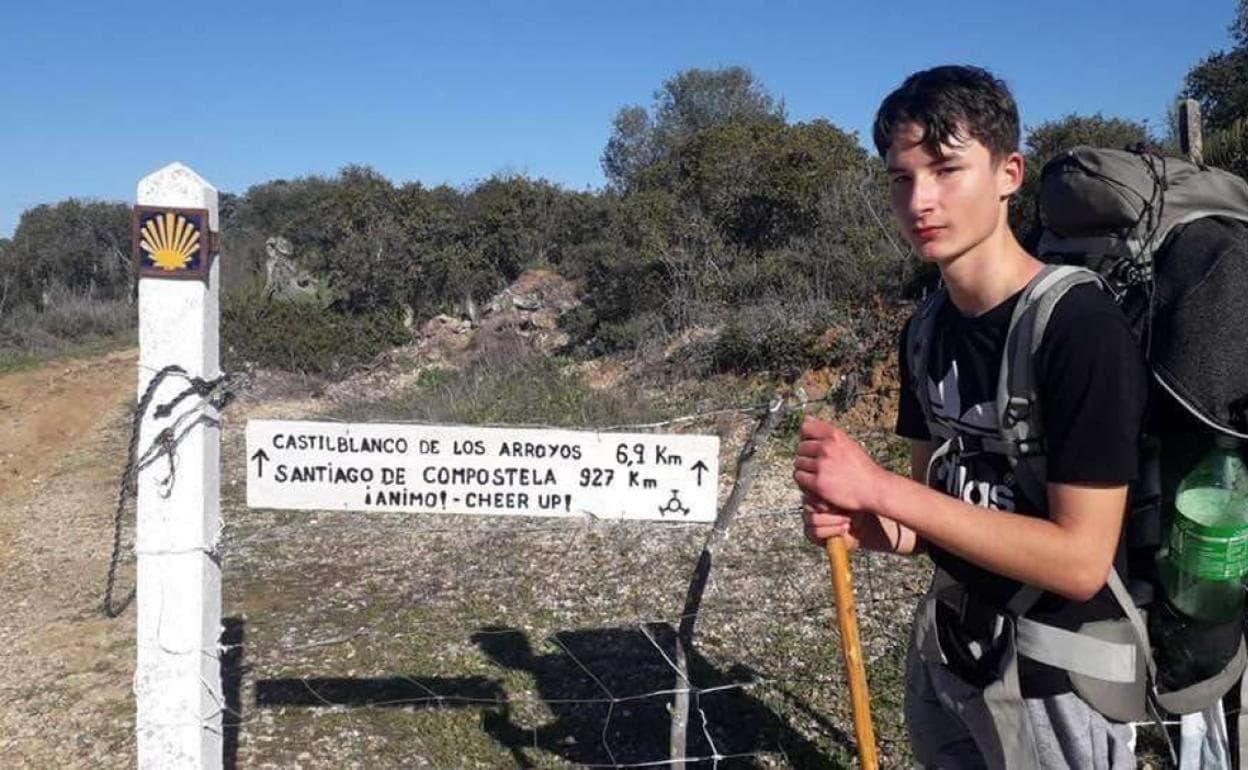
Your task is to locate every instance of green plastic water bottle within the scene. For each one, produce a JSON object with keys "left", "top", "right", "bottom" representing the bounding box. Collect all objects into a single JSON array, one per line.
[{"left": 1159, "top": 436, "right": 1248, "bottom": 623}]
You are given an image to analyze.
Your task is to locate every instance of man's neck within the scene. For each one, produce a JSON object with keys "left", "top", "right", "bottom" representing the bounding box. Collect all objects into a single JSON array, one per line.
[{"left": 940, "top": 228, "right": 1042, "bottom": 316}]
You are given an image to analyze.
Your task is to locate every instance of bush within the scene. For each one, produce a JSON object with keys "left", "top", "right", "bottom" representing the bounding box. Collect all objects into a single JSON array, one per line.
[
  {"left": 560, "top": 306, "right": 669, "bottom": 359},
  {"left": 36, "top": 288, "right": 135, "bottom": 340},
  {"left": 221, "top": 285, "right": 408, "bottom": 374},
  {"left": 0, "top": 286, "right": 135, "bottom": 368},
  {"left": 701, "top": 303, "right": 856, "bottom": 376},
  {"left": 593, "top": 313, "right": 668, "bottom": 358}
]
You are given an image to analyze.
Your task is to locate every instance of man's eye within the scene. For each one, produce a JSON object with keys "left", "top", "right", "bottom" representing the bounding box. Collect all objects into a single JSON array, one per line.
[
  {"left": 890, "top": 175, "right": 910, "bottom": 185},
  {"left": 937, "top": 167, "right": 961, "bottom": 176}
]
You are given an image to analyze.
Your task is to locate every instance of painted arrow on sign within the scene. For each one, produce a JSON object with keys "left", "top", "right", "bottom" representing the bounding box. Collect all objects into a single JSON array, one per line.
[
  {"left": 691, "top": 460, "right": 709, "bottom": 486},
  {"left": 251, "top": 448, "right": 270, "bottom": 478}
]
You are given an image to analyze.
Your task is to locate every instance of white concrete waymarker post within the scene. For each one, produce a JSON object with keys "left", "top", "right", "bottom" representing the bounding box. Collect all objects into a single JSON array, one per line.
[{"left": 133, "top": 163, "right": 223, "bottom": 769}]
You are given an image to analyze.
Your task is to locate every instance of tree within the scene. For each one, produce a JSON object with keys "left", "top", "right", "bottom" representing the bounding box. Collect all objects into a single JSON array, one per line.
[
  {"left": 5, "top": 200, "right": 130, "bottom": 307},
  {"left": 673, "top": 118, "right": 869, "bottom": 251},
  {"left": 0, "top": 238, "right": 14, "bottom": 314},
  {"left": 1183, "top": 0, "right": 1248, "bottom": 132},
  {"left": 580, "top": 66, "right": 914, "bottom": 354},
  {"left": 601, "top": 106, "right": 657, "bottom": 194},
  {"left": 652, "top": 67, "right": 785, "bottom": 139},
  {"left": 1206, "top": 116, "right": 1248, "bottom": 178},
  {"left": 312, "top": 165, "right": 417, "bottom": 312},
  {"left": 221, "top": 173, "right": 344, "bottom": 288},
  {"left": 601, "top": 66, "right": 784, "bottom": 192},
  {"left": 226, "top": 166, "right": 424, "bottom": 312},
  {"left": 1023, "top": 113, "right": 1153, "bottom": 164},
  {"left": 463, "top": 175, "right": 566, "bottom": 281}
]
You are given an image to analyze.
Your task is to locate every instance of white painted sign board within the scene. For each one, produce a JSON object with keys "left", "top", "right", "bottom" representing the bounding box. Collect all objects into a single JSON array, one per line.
[{"left": 247, "top": 420, "right": 720, "bottom": 522}]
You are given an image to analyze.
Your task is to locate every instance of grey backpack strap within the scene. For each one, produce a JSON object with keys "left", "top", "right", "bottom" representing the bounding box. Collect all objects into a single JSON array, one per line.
[
  {"left": 1014, "top": 617, "right": 1139, "bottom": 683},
  {"left": 1011, "top": 574, "right": 1139, "bottom": 686},
  {"left": 1156, "top": 640, "right": 1248, "bottom": 716},
  {"left": 906, "top": 287, "right": 948, "bottom": 437},
  {"left": 997, "top": 265, "right": 1106, "bottom": 510},
  {"left": 1104, "top": 569, "right": 1155, "bottom": 678},
  {"left": 1239, "top": 669, "right": 1248, "bottom": 770},
  {"left": 1105, "top": 568, "right": 1245, "bottom": 719},
  {"left": 981, "top": 624, "right": 1044, "bottom": 770}
]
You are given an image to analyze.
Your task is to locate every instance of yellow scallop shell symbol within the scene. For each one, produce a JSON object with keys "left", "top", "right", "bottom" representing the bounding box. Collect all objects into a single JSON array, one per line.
[{"left": 139, "top": 212, "right": 201, "bottom": 271}]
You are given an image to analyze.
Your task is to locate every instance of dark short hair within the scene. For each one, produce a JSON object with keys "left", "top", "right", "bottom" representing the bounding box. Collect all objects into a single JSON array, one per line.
[{"left": 872, "top": 65, "right": 1020, "bottom": 161}]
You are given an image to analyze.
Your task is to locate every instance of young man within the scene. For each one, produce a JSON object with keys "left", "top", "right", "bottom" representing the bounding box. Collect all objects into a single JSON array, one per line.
[{"left": 793, "top": 66, "right": 1148, "bottom": 768}]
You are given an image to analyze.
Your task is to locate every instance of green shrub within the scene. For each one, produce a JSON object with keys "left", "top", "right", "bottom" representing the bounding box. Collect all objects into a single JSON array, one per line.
[
  {"left": 578, "top": 246, "right": 671, "bottom": 337},
  {"left": 221, "top": 285, "right": 408, "bottom": 374},
  {"left": 413, "top": 366, "right": 455, "bottom": 389},
  {"left": 589, "top": 312, "right": 667, "bottom": 357},
  {"left": 702, "top": 304, "right": 854, "bottom": 376}
]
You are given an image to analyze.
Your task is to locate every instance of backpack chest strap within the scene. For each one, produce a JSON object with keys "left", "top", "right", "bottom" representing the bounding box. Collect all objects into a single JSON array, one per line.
[{"left": 928, "top": 423, "right": 1044, "bottom": 459}]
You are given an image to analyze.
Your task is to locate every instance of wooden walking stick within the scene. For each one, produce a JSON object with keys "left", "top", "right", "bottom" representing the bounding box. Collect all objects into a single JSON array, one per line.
[{"left": 826, "top": 535, "right": 879, "bottom": 770}]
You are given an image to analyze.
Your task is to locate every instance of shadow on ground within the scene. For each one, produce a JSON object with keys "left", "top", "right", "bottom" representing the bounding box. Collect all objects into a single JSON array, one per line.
[
  {"left": 221, "top": 618, "right": 245, "bottom": 770},
  {"left": 248, "top": 620, "right": 851, "bottom": 767}
]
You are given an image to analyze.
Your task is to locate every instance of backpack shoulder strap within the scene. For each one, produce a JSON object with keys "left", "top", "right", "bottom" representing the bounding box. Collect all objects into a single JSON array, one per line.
[
  {"left": 998, "top": 265, "right": 1106, "bottom": 510},
  {"left": 905, "top": 287, "right": 949, "bottom": 440}
]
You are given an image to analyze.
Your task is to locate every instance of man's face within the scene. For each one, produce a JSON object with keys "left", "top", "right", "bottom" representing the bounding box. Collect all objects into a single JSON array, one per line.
[{"left": 884, "top": 122, "right": 1022, "bottom": 264}]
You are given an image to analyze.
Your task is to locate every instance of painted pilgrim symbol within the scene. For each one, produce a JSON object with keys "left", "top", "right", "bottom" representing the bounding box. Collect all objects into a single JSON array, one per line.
[
  {"left": 133, "top": 205, "right": 217, "bottom": 280},
  {"left": 658, "top": 489, "right": 689, "bottom": 518}
]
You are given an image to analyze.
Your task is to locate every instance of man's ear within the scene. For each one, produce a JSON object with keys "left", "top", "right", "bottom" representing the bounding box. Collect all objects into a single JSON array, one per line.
[{"left": 998, "top": 151, "right": 1025, "bottom": 198}]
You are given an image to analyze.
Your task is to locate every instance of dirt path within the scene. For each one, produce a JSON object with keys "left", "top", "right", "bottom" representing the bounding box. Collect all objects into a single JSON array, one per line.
[
  {"left": 0, "top": 349, "right": 135, "bottom": 535},
  {"left": 0, "top": 349, "right": 139, "bottom": 767}
]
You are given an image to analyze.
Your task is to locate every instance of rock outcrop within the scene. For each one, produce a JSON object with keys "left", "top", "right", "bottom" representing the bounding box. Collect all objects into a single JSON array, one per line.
[{"left": 263, "top": 236, "right": 332, "bottom": 306}]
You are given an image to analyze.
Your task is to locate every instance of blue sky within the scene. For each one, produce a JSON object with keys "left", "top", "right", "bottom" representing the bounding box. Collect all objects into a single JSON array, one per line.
[{"left": 0, "top": 0, "right": 1238, "bottom": 237}]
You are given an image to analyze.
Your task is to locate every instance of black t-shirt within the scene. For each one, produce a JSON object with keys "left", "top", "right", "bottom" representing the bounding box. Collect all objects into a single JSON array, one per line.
[{"left": 896, "top": 282, "right": 1149, "bottom": 695}]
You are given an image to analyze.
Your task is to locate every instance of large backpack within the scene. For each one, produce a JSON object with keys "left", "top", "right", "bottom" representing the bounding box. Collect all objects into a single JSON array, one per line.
[
  {"left": 1037, "top": 146, "right": 1248, "bottom": 439},
  {"left": 905, "top": 146, "right": 1248, "bottom": 759}
]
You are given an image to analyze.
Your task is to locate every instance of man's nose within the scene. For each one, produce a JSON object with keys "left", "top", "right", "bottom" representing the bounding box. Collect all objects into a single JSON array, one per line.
[{"left": 906, "top": 174, "right": 937, "bottom": 219}]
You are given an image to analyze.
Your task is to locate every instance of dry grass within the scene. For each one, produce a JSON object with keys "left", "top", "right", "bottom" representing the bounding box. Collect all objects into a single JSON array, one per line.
[{"left": 0, "top": 293, "right": 135, "bottom": 373}]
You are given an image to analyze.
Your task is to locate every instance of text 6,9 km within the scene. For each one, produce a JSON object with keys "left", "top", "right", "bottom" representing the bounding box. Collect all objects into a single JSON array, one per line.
[{"left": 615, "top": 443, "right": 646, "bottom": 466}]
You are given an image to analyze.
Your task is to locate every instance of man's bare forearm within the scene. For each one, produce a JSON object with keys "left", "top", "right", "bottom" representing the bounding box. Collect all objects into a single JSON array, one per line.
[{"left": 873, "top": 472, "right": 1123, "bottom": 600}]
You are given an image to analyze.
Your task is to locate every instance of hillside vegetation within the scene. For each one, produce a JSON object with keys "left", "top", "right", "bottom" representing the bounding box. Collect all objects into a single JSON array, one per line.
[{"left": 6, "top": 4, "right": 1247, "bottom": 374}]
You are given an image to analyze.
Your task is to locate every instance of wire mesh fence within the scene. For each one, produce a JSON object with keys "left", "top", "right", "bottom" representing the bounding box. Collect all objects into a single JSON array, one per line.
[
  {"left": 119, "top": 381, "right": 930, "bottom": 769},
  {"left": 212, "top": 512, "right": 932, "bottom": 767}
]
